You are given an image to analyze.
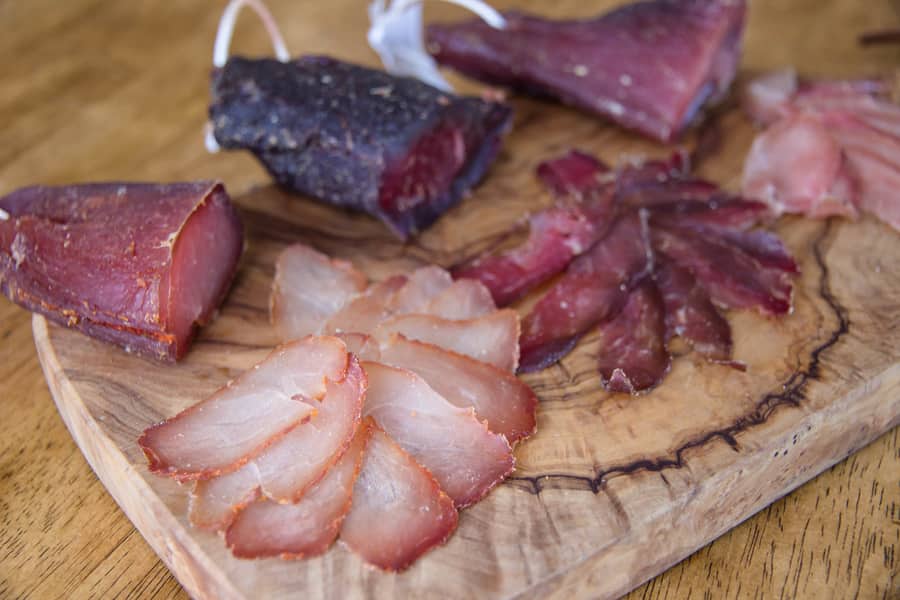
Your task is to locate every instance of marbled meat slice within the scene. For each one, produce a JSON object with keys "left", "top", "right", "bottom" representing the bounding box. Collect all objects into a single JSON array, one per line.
[
  {"left": 362, "top": 362, "right": 514, "bottom": 507},
  {"left": 423, "top": 278, "right": 496, "bottom": 319},
  {"left": 651, "top": 223, "right": 792, "bottom": 315},
  {"left": 0, "top": 182, "right": 242, "bottom": 361},
  {"left": 654, "top": 259, "right": 731, "bottom": 361},
  {"left": 189, "top": 356, "right": 365, "bottom": 529},
  {"left": 385, "top": 265, "right": 453, "bottom": 313},
  {"left": 378, "top": 336, "right": 537, "bottom": 443},
  {"left": 210, "top": 56, "right": 512, "bottom": 239},
  {"left": 596, "top": 280, "right": 670, "bottom": 394},
  {"left": 224, "top": 419, "right": 372, "bottom": 559},
  {"left": 374, "top": 309, "right": 520, "bottom": 371},
  {"left": 271, "top": 243, "right": 367, "bottom": 341},
  {"left": 340, "top": 423, "right": 458, "bottom": 571},
  {"left": 518, "top": 213, "right": 653, "bottom": 372},
  {"left": 323, "top": 275, "right": 407, "bottom": 335},
  {"left": 535, "top": 149, "right": 609, "bottom": 198},
  {"left": 427, "top": 0, "right": 746, "bottom": 142}
]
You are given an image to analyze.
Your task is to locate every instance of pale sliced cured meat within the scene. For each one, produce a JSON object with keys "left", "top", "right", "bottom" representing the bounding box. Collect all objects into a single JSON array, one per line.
[
  {"left": 655, "top": 259, "right": 732, "bottom": 361},
  {"left": 386, "top": 266, "right": 453, "bottom": 314},
  {"left": 374, "top": 310, "right": 520, "bottom": 371},
  {"left": 518, "top": 213, "right": 653, "bottom": 372},
  {"left": 271, "top": 244, "right": 367, "bottom": 341},
  {"left": 427, "top": 0, "right": 747, "bottom": 142},
  {"left": 189, "top": 356, "right": 366, "bottom": 529},
  {"left": 362, "top": 362, "right": 514, "bottom": 507},
  {"left": 423, "top": 278, "right": 496, "bottom": 320},
  {"left": 742, "top": 113, "right": 860, "bottom": 219},
  {"left": 378, "top": 336, "right": 537, "bottom": 442},
  {"left": 323, "top": 275, "right": 407, "bottom": 335},
  {"left": 139, "top": 337, "right": 348, "bottom": 480},
  {"left": 340, "top": 424, "right": 458, "bottom": 571},
  {"left": 596, "top": 280, "right": 670, "bottom": 394},
  {"left": 224, "top": 419, "right": 372, "bottom": 559}
]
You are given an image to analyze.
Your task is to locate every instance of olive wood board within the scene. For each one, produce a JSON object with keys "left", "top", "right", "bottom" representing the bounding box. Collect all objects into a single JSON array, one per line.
[{"left": 33, "top": 93, "right": 900, "bottom": 599}]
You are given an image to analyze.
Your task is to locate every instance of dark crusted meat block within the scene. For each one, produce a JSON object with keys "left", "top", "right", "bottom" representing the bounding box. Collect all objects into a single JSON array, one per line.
[
  {"left": 0, "top": 182, "right": 243, "bottom": 361},
  {"left": 210, "top": 56, "right": 512, "bottom": 239}
]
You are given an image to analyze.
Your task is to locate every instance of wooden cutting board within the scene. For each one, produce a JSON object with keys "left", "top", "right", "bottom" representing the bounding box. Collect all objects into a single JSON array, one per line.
[{"left": 27, "top": 3, "right": 900, "bottom": 597}]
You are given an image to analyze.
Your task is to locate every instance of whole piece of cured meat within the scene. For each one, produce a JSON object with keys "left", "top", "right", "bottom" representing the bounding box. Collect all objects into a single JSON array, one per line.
[
  {"left": 0, "top": 182, "right": 243, "bottom": 361},
  {"left": 209, "top": 56, "right": 512, "bottom": 239},
  {"left": 427, "top": 0, "right": 746, "bottom": 142}
]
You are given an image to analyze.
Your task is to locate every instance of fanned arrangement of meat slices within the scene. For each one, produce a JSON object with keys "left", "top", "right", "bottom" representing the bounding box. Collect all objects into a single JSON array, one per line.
[
  {"left": 742, "top": 69, "right": 900, "bottom": 231},
  {"left": 140, "top": 248, "right": 537, "bottom": 570},
  {"left": 456, "top": 149, "right": 798, "bottom": 392}
]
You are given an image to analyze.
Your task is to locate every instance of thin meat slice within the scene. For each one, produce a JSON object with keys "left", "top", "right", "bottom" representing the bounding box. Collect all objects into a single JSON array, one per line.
[
  {"left": 323, "top": 275, "right": 407, "bottom": 335},
  {"left": 655, "top": 259, "right": 732, "bottom": 361},
  {"left": 378, "top": 336, "right": 537, "bottom": 443},
  {"left": 224, "top": 419, "right": 372, "bottom": 559},
  {"left": 189, "top": 356, "right": 366, "bottom": 529},
  {"left": 428, "top": 0, "right": 746, "bottom": 142},
  {"left": 423, "top": 278, "right": 496, "bottom": 319},
  {"left": 535, "top": 149, "right": 610, "bottom": 197},
  {"left": 596, "top": 280, "right": 670, "bottom": 393},
  {"left": 139, "top": 337, "right": 348, "bottom": 481},
  {"left": 386, "top": 266, "right": 453, "bottom": 313},
  {"left": 271, "top": 244, "right": 367, "bottom": 341},
  {"left": 651, "top": 223, "right": 792, "bottom": 315},
  {"left": 518, "top": 213, "right": 653, "bottom": 372},
  {"left": 742, "top": 113, "right": 860, "bottom": 219},
  {"left": 650, "top": 196, "right": 772, "bottom": 231},
  {"left": 362, "top": 362, "right": 514, "bottom": 507},
  {"left": 340, "top": 424, "right": 458, "bottom": 571},
  {"left": 374, "top": 309, "right": 520, "bottom": 371},
  {"left": 0, "top": 182, "right": 242, "bottom": 361},
  {"left": 700, "top": 226, "right": 798, "bottom": 274}
]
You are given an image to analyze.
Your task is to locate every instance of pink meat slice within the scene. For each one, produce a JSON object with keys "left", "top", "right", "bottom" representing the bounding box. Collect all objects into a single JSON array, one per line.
[
  {"left": 189, "top": 356, "right": 365, "bottom": 529},
  {"left": 654, "top": 259, "right": 731, "bottom": 361},
  {"left": 423, "top": 278, "right": 497, "bottom": 320},
  {"left": 0, "top": 182, "right": 242, "bottom": 361},
  {"left": 742, "top": 113, "right": 860, "bottom": 219},
  {"left": 361, "top": 362, "right": 514, "bottom": 507},
  {"left": 596, "top": 280, "right": 670, "bottom": 394},
  {"left": 223, "top": 419, "right": 372, "bottom": 559},
  {"left": 377, "top": 336, "right": 537, "bottom": 443},
  {"left": 374, "top": 309, "right": 520, "bottom": 371},
  {"left": 323, "top": 275, "right": 407, "bottom": 335},
  {"left": 139, "top": 336, "right": 348, "bottom": 480},
  {"left": 518, "top": 213, "right": 653, "bottom": 372},
  {"left": 386, "top": 266, "right": 453, "bottom": 313},
  {"left": 340, "top": 424, "right": 458, "bottom": 572},
  {"left": 270, "top": 244, "right": 367, "bottom": 341}
]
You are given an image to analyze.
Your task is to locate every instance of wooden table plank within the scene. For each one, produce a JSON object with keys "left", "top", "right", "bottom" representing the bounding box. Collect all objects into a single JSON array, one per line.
[{"left": 0, "top": 0, "right": 897, "bottom": 598}]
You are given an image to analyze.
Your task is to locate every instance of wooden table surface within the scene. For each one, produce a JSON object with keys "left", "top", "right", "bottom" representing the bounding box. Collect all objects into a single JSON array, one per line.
[{"left": 0, "top": 1, "right": 897, "bottom": 598}]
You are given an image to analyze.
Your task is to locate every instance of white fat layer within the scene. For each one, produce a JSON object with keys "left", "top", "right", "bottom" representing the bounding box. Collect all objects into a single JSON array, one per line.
[
  {"left": 368, "top": 0, "right": 505, "bottom": 91},
  {"left": 213, "top": 0, "right": 290, "bottom": 69}
]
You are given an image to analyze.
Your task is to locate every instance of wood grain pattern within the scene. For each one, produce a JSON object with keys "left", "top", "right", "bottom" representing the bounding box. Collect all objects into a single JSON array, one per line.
[{"left": 1, "top": 0, "right": 899, "bottom": 598}]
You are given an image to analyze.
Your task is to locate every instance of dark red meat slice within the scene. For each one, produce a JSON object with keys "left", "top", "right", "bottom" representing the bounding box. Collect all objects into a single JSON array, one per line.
[
  {"left": 0, "top": 182, "right": 242, "bottom": 361},
  {"left": 654, "top": 259, "right": 732, "bottom": 362},
  {"left": 427, "top": 0, "right": 746, "bottom": 142},
  {"left": 651, "top": 223, "right": 792, "bottom": 315},
  {"left": 535, "top": 149, "right": 609, "bottom": 197},
  {"left": 518, "top": 213, "right": 653, "bottom": 372},
  {"left": 596, "top": 280, "right": 670, "bottom": 393},
  {"left": 210, "top": 56, "right": 511, "bottom": 239}
]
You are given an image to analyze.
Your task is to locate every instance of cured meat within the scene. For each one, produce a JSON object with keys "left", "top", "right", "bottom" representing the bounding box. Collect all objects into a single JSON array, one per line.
[
  {"left": 518, "top": 213, "right": 653, "bottom": 372},
  {"left": 362, "top": 362, "right": 514, "bottom": 507},
  {"left": 0, "top": 182, "right": 242, "bottom": 361},
  {"left": 422, "top": 278, "right": 496, "bottom": 320},
  {"left": 651, "top": 223, "right": 792, "bottom": 315},
  {"left": 374, "top": 310, "right": 520, "bottom": 371},
  {"left": 189, "top": 355, "right": 365, "bottom": 529},
  {"left": 139, "top": 336, "right": 348, "bottom": 481},
  {"left": 654, "top": 259, "right": 731, "bottom": 361},
  {"left": 340, "top": 423, "right": 458, "bottom": 571},
  {"left": 224, "top": 419, "right": 372, "bottom": 559},
  {"left": 322, "top": 275, "right": 407, "bottom": 336},
  {"left": 209, "top": 56, "right": 512, "bottom": 238},
  {"left": 378, "top": 336, "right": 537, "bottom": 442},
  {"left": 427, "top": 0, "right": 747, "bottom": 142},
  {"left": 270, "top": 244, "right": 367, "bottom": 341},
  {"left": 385, "top": 265, "right": 453, "bottom": 313},
  {"left": 596, "top": 280, "right": 670, "bottom": 393},
  {"left": 535, "top": 149, "right": 609, "bottom": 198}
]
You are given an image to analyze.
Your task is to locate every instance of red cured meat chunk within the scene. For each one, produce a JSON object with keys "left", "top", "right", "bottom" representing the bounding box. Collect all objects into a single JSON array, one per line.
[{"left": 0, "top": 182, "right": 242, "bottom": 361}]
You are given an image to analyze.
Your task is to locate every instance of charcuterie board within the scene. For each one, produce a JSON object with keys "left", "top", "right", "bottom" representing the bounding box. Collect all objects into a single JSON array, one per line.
[{"left": 26, "top": 0, "right": 900, "bottom": 598}]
